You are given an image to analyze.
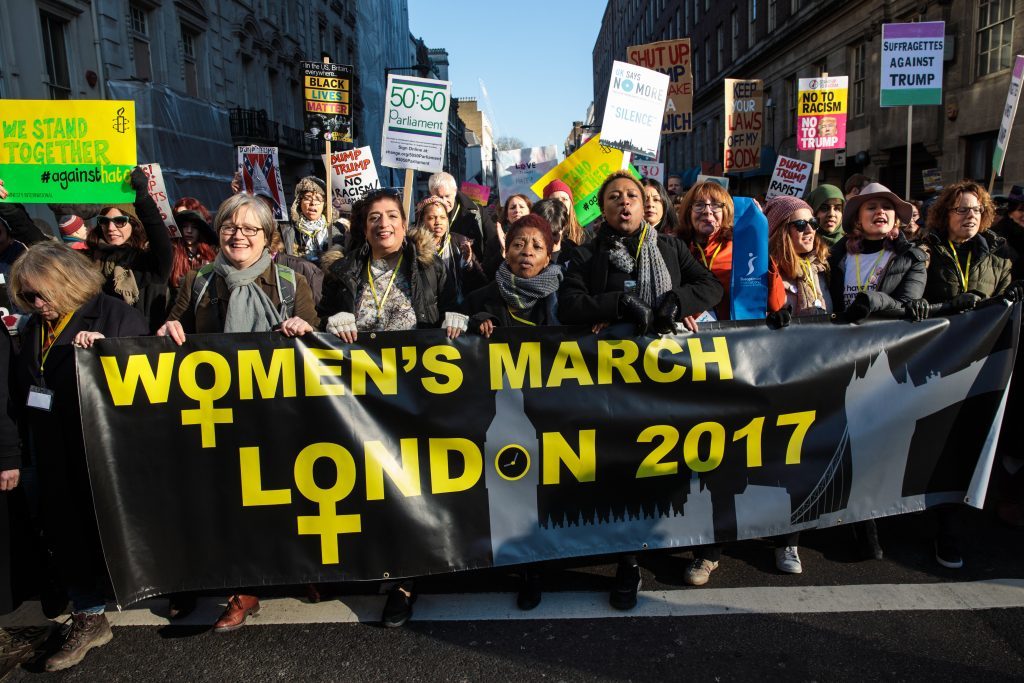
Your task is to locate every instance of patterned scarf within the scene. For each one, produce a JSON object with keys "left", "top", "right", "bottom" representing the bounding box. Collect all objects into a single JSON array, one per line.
[
  {"left": 606, "top": 222, "right": 672, "bottom": 307},
  {"left": 794, "top": 255, "right": 827, "bottom": 314},
  {"left": 496, "top": 262, "right": 563, "bottom": 312},
  {"left": 294, "top": 216, "right": 328, "bottom": 259}
]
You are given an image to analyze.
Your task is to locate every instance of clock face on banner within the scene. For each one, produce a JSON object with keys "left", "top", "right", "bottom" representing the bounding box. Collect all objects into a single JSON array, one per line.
[{"left": 494, "top": 444, "right": 531, "bottom": 481}]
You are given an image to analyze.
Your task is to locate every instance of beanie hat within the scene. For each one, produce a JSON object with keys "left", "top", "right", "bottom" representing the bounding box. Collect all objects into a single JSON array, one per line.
[
  {"left": 58, "top": 214, "right": 85, "bottom": 236},
  {"left": 543, "top": 180, "right": 573, "bottom": 202},
  {"left": 765, "top": 196, "right": 813, "bottom": 236},
  {"left": 805, "top": 184, "right": 845, "bottom": 213},
  {"left": 506, "top": 213, "right": 555, "bottom": 255}
]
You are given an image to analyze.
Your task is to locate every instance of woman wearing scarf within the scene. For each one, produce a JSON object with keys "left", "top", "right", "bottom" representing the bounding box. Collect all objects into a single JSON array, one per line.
[
  {"left": 641, "top": 178, "right": 681, "bottom": 237},
  {"left": 412, "top": 196, "right": 485, "bottom": 308},
  {"left": 8, "top": 242, "right": 148, "bottom": 671},
  {"left": 281, "top": 176, "right": 345, "bottom": 264},
  {"left": 157, "top": 193, "right": 318, "bottom": 632},
  {"left": 558, "top": 171, "right": 722, "bottom": 611},
  {"left": 85, "top": 166, "right": 174, "bottom": 332},
  {"left": 167, "top": 198, "right": 217, "bottom": 303},
  {"left": 766, "top": 196, "right": 832, "bottom": 317},
  {"left": 805, "top": 184, "right": 846, "bottom": 250}
]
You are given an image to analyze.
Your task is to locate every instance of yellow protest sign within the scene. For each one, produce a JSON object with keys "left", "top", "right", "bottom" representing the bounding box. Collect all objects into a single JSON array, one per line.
[
  {"left": 0, "top": 99, "right": 136, "bottom": 203},
  {"left": 530, "top": 135, "right": 640, "bottom": 225}
]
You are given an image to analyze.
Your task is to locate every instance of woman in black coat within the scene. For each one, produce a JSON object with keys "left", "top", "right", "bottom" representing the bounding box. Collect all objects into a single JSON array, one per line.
[
  {"left": 9, "top": 242, "right": 148, "bottom": 672},
  {"left": 0, "top": 325, "right": 23, "bottom": 617}
]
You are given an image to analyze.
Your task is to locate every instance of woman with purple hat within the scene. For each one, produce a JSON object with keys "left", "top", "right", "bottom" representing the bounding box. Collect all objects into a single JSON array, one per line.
[{"left": 766, "top": 195, "right": 832, "bottom": 318}]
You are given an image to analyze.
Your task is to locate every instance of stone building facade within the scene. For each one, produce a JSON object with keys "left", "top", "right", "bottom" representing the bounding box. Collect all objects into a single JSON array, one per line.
[{"left": 593, "top": 0, "right": 1023, "bottom": 198}]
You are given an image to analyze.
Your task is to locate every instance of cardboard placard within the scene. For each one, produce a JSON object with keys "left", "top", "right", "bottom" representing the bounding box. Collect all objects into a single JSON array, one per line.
[
  {"left": 627, "top": 39, "right": 693, "bottom": 134},
  {"left": 381, "top": 75, "right": 451, "bottom": 173},
  {"left": 302, "top": 62, "right": 353, "bottom": 142},
  {"left": 880, "top": 22, "right": 945, "bottom": 107},
  {"left": 600, "top": 61, "right": 670, "bottom": 157},
  {"left": 322, "top": 146, "right": 381, "bottom": 205},
  {"left": 993, "top": 55, "right": 1024, "bottom": 177},
  {"left": 461, "top": 182, "right": 490, "bottom": 206},
  {"left": 139, "top": 163, "right": 178, "bottom": 237},
  {"left": 495, "top": 146, "right": 559, "bottom": 204},
  {"left": 237, "top": 146, "right": 287, "bottom": 221},
  {"left": 797, "top": 77, "right": 848, "bottom": 151},
  {"left": 765, "top": 156, "right": 813, "bottom": 199},
  {"left": 724, "top": 79, "right": 764, "bottom": 173}
]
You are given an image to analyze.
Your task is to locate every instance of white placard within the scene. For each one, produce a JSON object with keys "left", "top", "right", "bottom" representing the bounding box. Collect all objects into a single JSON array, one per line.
[
  {"left": 322, "top": 146, "right": 382, "bottom": 204},
  {"left": 696, "top": 174, "right": 729, "bottom": 190},
  {"left": 765, "top": 156, "right": 813, "bottom": 199},
  {"left": 993, "top": 55, "right": 1024, "bottom": 177},
  {"left": 880, "top": 22, "right": 945, "bottom": 107},
  {"left": 139, "top": 163, "right": 178, "bottom": 238},
  {"left": 495, "top": 146, "right": 560, "bottom": 204},
  {"left": 634, "top": 161, "right": 665, "bottom": 182},
  {"left": 599, "top": 60, "right": 670, "bottom": 158},
  {"left": 381, "top": 74, "right": 451, "bottom": 173}
]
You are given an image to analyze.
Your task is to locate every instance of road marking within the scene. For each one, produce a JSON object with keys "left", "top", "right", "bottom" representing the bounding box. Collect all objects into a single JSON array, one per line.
[{"left": 3, "top": 579, "right": 1023, "bottom": 628}]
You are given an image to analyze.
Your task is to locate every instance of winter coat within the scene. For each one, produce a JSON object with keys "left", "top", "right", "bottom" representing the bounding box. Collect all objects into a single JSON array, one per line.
[
  {"left": 989, "top": 216, "right": 1024, "bottom": 279},
  {"left": 0, "top": 325, "right": 22, "bottom": 614},
  {"left": 88, "top": 192, "right": 174, "bottom": 332},
  {"left": 437, "top": 231, "right": 487, "bottom": 307},
  {"left": 828, "top": 234, "right": 927, "bottom": 314},
  {"left": 280, "top": 219, "right": 346, "bottom": 263},
  {"left": 13, "top": 294, "right": 148, "bottom": 593},
  {"left": 318, "top": 238, "right": 450, "bottom": 329},
  {"left": 465, "top": 281, "right": 560, "bottom": 330},
  {"left": 558, "top": 222, "right": 723, "bottom": 325},
  {"left": 450, "top": 191, "right": 499, "bottom": 266},
  {"left": 167, "top": 261, "right": 319, "bottom": 333},
  {"left": 277, "top": 252, "right": 325, "bottom": 307},
  {"left": 921, "top": 231, "right": 1013, "bottom": 303}
]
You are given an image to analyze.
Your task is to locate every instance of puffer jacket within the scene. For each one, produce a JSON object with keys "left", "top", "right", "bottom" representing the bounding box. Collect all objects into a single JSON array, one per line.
[
  {"left": 828, "top": 233, "right": 927, "bottom": 314},
  {"left": 921, "top": 231, "right": 1013, "bottom": 302}
]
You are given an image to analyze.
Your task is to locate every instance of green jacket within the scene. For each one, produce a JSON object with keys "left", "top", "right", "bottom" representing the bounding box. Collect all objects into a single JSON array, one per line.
[{"left": 922, "top": 231, "right": 1013, "bottom": 303}]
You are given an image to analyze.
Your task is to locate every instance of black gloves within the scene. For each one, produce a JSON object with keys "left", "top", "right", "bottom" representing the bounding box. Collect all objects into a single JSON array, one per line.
[
  {"left": 652, "top": 293, "right": 680, "bottom": 335},
  {"left": 1005, "top": 281, "right": 1024, "bottom": 303},
  {"left": 129, "top": 166, "right": 149, "bottom": 195},
  {"left": 905, "top": 298, "right": 930, "bottom": 321},
  {"left": 620, "top": 293, "right": 653, "bottom": 335},
  {"left": 766, "top": 306, "right": 792, "bottom": 329},
  {"left": 949, "top": 292, "right": 982, "bottom": 312},
  {"left": 845, "top": 292, "right": 872, "bottom": 323}
]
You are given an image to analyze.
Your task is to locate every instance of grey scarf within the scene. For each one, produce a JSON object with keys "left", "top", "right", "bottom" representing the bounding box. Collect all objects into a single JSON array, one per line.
[
  {"left": 496, "top": 262, "right": 563, "bottom": 312},
  {"left": 607, "top": 222, "right": 672, "bottom": 307},
  {"left": 212, "top": 250, "right": 283, "bottom": 333}
]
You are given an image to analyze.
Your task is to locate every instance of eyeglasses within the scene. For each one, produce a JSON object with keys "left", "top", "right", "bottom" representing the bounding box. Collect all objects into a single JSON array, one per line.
[
  {"left": 21, "top": 291, "right": 47, "bottom": 304},
  {"left": 218, "top": 224, "right": 262, "bottom": 237},
  {"left": 950, "top": 206, "right": 983, "bottom": 216},
  {"left": 692, "top": 202, "right": 726, "bottom": 213},
  {"left": 788, "top": 218, "right": 819, "bottom": 233},
  {"left": 97, "top": 215, "right": 130, "bottom": 227}
]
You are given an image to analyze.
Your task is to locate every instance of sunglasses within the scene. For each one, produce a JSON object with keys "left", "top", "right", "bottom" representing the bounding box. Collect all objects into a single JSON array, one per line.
[
  {"left": 21, "top": 291, "right": 48, "bottom": 304},
  {"left": 788, "top": 218, "right": 819, "bottom": 233},
  {"left": 98, "top": 215, "right": 131, "bottom": 227}
]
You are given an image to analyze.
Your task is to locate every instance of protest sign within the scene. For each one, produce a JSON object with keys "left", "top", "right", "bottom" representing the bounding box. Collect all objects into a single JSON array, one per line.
[
  {"left": 635, "top": 161, "right": 665, "bottom": 182},
  {"left": 80, "top": 305, "right": 1017, "bottom": 606},
  {"left": 880, "top": 22, "right": 945, "bottom": 107},
  {"left": 627, "top": 39, "right": 693, "bottom": 134},
  {"left": 381, "top": 75, "right": 451, "bottom": 173},
  {"left": 724, "top": 79, "right": 763, "bottom": 173},
  {"left": 600, "top": 61, "right": 670, "bottom": 158},
  {"left": 461, "top": 182, "right": 490, "bottom": 206},
  {"left": 765, "top": 156, "right": 813, "bottom": 199},
  {"left": 531, "top": 135, "right": 640, "bottom": 225},
  {"left": 302, "top": 62, "right": 353, "bottom": 143},
  {"left": 797, "top": 77, "right": 848, "bottom": 151},
  {"left": 0, "top": 99, "right": 136, "bottom": 203},
  {"left": 993, "top": 55, "right": 1024, "bottom": 178},
  {"left": 696, "top": 174, "right": 729, "bottom": 190},
  {"left": 139, "top": 163, "right": 178, "bottom": 237},
  {"left": 922, "top": 168, "right": 943, "bottom": 194},
  {"left": 322, "top": 146, "right": 381, "bottom": 205},
  {"left": 495, "top": 146, "right": 559, "bottom": 204},
  {"left": 237, "top": 146, "right": 287, "bottom": 221}
]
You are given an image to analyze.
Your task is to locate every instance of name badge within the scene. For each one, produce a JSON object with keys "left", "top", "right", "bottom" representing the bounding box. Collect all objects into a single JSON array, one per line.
[{"left": 27, "top": 385, "right": 54, "bottom": 411}]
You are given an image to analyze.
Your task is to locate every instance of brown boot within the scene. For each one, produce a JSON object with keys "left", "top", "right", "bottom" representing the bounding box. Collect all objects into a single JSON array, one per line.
[
  {"left": 213, "top": 595, "right": 260, "bottom": 632},
  {"left": 44, "top": 612, "right": 113, "bottom": 672}
]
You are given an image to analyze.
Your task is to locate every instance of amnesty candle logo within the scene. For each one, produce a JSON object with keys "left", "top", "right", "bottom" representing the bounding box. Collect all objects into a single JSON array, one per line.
[{"left": 112, "top": 107, "right": 130, "bottom": 134}]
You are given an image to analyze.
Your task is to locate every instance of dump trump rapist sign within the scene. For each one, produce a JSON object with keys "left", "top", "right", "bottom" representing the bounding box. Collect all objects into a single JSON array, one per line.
[{"left": 881, "top": 22, "right": 945, "bottom": 107}]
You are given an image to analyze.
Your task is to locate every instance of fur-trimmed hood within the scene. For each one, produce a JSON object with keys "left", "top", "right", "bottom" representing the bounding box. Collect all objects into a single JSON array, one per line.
[{"left": 289, "top": 176, "right": 327, "bottom": 224}]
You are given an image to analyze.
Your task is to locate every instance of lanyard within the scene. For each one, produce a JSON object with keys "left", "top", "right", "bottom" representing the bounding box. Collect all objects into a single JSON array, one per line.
[
  {"left": 39, "top": 313, "right": 73, "bottom": 372},
  {"left": 947, "top": 240, "right": 971, "bottom": 292},
  {"left": 507, "top": 307, "right": 537, "bottom": 326},
  {"left": 700, "top": 241, "right": 724, "bottom": 271},
  {"left": 800, "top": 259, "right": 823, "bottom": 300},
  {"left": 855, "top": 250, "right": 887, "bottom": 292},
  {"left": 437, "top": 232, "right": 451, "bottom": 256},
  {"left": 634, "top": 224, "right": 649, "bottom": 262},
  {"left": 367, "top": 253, "right": 403, "bottom": 320}
]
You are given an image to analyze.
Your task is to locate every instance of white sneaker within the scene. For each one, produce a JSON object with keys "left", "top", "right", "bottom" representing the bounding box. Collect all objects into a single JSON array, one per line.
[
  {"left": 684, "top": 558, "right": 719, "bottom": 586},
  {"left": 775, "top": 546, "right": 803, "bottom": 574}
]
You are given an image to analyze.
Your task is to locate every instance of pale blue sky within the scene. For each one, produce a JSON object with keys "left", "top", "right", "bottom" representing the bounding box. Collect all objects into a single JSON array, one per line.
[{"left": 407, "top": 0, "right": 601, "bottom": 149}]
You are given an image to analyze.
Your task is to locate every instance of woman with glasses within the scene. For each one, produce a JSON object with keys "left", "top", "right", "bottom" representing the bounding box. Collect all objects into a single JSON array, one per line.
[
  {"left": 85, "top": 167, "right": 174, "bottom": 332},
  {"left": 677, "top": 181, "right": 786, "bottom": 322},
  {"left": 281, "top": 176, "right": 345, "bottom": 264},
  {"left": 767, "top": 196, "right": 832, "bottom": 317},
  {"left": 8, "top": 242, "right": 148, "bottom": 671},
  {"left": 641, "top": 178, "right": 681, "bottom": 237}
]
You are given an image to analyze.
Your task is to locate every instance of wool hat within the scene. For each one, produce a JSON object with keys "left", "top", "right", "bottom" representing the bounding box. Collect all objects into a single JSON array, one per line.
[
  {"left": 805, "top": 184, "right": 845, "bottom": 213},
  {"left": 290, "top": 176, "right": 327, "bottom": 223},
  {"left": 58, "top": 214, "right": 85, "bottom": 236},
  {"left": 842, "top": 182, "right": 914, "bottom": 232},
  {"left": 543, "top": 180, "right": 573, "bottom": 201},
  {"left": 764, "top": 196, "right": 813, "bottom": 237}
]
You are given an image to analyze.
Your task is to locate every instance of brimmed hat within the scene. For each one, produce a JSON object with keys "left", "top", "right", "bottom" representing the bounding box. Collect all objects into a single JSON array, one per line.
[
  {"left": 842, "top": 182, "right": 914, "bottom": 232},
  {"left": 173, "top": 208, "right": 216, "bottom": 242}
]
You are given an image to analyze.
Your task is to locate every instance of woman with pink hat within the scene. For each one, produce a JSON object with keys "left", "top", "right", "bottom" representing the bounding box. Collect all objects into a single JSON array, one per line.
[{"left": 766, "top": 195, "right": 832, "bottom": 317}]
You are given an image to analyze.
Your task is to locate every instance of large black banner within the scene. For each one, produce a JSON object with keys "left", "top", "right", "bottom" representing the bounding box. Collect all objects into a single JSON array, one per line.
[{"left": 77, "top": 305, "right": 1019, "bottom": 606}]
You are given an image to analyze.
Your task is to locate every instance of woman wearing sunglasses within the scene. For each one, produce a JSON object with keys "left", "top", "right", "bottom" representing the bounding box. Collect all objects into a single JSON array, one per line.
[
  {"left": 767, "top": 196, "right": 832, "bottom": 317},
  {"left": 85, "top": 167, "right": 174, "bottom": 332},
  {"left": 7, "top": 241, "right": 148, "bottom": 671}
]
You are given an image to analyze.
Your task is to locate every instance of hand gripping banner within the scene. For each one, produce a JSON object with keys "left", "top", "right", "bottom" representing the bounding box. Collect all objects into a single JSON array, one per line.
[{"left": 77, "top": 305, "right": 1019, "bottom": 606}]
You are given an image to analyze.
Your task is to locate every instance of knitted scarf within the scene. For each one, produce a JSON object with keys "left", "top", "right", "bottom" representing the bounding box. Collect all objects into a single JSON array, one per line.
[
  {"left": 95, "top": 243, "right": 140, "bottom": 305},
  {"left": 294, "top": 216, "right": 328, "bottom": 258},
  {"left": 794, "top": 255, "right": 827, "bottom": 314},
  {"left": 606, "top": 222, "right": 672, "bottom": 307},
  {"left": 496, "top": 262, "right": 563, "bottom": 312},
  {"left": 212, "top": 251, "right": 282, "bottom": 333}
]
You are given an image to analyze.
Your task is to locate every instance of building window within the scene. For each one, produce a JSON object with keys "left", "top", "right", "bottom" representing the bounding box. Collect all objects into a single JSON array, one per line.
[
  {"left": 768, "top": 0, "right": 777, "bottom": 32},
  {"left": 976, "top": 0, "right": 1014, "bottom": 79},
  {"left": 694, "top": 0, "right": 700, "bottom": 23},
  {"left": 130, "top": 4, "right": 152, "bottom": 81},
  {"left": 39, "top": 11, "right": 71, "bottom": 99},
  {"left": 790, "top": 0, "right": 801, "bottom": 14},
  {"left": 705, "top": 36, "right": 711, "bottom": 82},
  {"left": 851, "top": 42, "right": 866, "bottom": 117},
  {"left": 732, "top": 11, "right": 739, "bottom": 61},
  {"left": 181, "top": 25, "right": 199, "bottom": 97},
  {"left": 717, "top": 24, "right": 724, "bottom": 72},
  {"left": 785, "top": 75, "right": 797, "bottom": 137},
  {"left": 749, "top": 0, "right": 757, "bottom": 47}
]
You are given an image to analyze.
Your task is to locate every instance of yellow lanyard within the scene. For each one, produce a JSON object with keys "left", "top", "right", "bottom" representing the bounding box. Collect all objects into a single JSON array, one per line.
[
  {"left": 800, "top": 259, "right": 823, "bottom": 301},
  {"left": 507, "top": 307, "right": 537, "bottom": 326},
  {"left": 437, "top": 232, "right": 451, "bottom": 256},
  {"left": 855, "top": 250, "right": 887, "bottom": 292},
  {"left": 634, "top": 224, "right": 649, "bottom": 262},
  {"left": 367, "top": 253, "right": 403, "bottom": 320},
  {"left": 947, "top": 240, "right": 971, "bottom": 292},
  {"left": 700, "top": 241, "right": 723, "bottom": 271},
  {"left": 39, "top": 313, "right": 73, "bottom": 371}
]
